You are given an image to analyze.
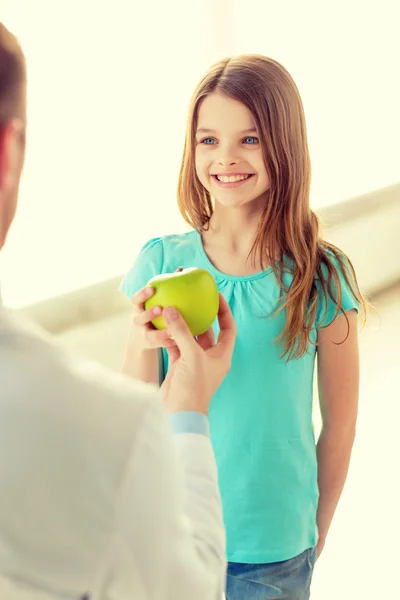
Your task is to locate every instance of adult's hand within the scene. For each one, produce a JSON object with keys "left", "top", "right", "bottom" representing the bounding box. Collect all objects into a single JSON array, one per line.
[{"left": 161, "top": 294, "right": 236, "bottom": 415}]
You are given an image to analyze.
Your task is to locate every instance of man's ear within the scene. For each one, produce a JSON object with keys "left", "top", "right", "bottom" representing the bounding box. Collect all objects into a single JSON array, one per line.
[{"left": 0, "top": 119, "right": 25, "bottom": 189}]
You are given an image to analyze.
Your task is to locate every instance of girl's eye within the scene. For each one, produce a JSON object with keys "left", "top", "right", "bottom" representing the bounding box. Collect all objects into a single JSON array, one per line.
[
  {"left": 243, "top": 136, "right": 259, "bottom": 144},
  {"left": 201, "top": 137, "right": 217, "bottom": 145}
]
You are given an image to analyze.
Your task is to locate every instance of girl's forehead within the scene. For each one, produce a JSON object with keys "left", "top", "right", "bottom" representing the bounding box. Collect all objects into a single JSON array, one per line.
[{"left": 197, "top": 93, "right": 256, "bottom": 131}]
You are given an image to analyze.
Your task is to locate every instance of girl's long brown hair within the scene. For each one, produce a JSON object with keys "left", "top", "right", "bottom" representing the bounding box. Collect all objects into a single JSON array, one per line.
[{"left": 177, "top": 55, "right": 366, "bottom": 360}]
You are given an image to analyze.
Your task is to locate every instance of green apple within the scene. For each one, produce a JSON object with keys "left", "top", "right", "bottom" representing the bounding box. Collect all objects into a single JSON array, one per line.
[{"left": 145, "top": 267, "right": 219, "bottom": 336}]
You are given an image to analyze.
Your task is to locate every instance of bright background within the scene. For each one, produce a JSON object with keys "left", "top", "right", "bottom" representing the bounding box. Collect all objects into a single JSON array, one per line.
[{"left": 1, "top": 0, "right": 399, "bottom": 307}]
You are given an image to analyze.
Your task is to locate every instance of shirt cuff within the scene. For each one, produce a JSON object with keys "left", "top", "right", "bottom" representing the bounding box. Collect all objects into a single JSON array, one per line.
[{"left": 169, "top": 411, "right": 210, "bottom": 437}]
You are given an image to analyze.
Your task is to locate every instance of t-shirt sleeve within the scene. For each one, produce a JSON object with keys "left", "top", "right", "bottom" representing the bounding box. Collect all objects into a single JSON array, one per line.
[
  {"left": 316, "top": 253, "right": 360, "bottom": 329},
  {"left": 119, "top": 237, "right": 164, "bottom": 299}
]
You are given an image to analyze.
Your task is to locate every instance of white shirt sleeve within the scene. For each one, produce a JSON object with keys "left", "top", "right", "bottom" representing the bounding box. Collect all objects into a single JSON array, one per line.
[{"left": 102, "top": 400, "right": 226, "bottom": 600}]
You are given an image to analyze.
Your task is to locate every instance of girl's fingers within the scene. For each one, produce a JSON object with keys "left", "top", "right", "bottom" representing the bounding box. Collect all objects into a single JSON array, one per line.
[
  {"left": 131, "top": 286, "right": 155, "bottom": 310},
  {"left": 145, "top": 327, "right": 177, "bottom": 349},
  {"left": 133, "top": 305, "right": 163, "bottom": 327}
]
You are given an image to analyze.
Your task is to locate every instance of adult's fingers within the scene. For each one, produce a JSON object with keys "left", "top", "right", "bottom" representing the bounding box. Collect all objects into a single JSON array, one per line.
[
  {"left": 197, "top": 327, "right": 215, "bottom": 351},
  {"left": 163, "top": 307, "right": 198, "bottom": 358},
  {"left": 166, "top": 345, "right": 180, "bottom": 365}
]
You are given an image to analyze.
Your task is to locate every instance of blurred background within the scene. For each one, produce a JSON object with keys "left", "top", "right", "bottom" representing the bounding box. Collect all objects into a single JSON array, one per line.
[{"left": 1, "top": 1, "right": 399, "bottom": 598}]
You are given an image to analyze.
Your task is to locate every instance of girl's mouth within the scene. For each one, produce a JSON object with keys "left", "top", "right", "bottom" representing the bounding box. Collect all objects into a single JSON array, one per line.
[{"left": 211, "top": 173, "right": 255, "bottom": 188}]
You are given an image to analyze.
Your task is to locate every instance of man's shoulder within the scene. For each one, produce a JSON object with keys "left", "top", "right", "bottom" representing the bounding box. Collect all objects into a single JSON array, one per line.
[{"left": 0, "top": 310, "right": 166, "bottom": 588}]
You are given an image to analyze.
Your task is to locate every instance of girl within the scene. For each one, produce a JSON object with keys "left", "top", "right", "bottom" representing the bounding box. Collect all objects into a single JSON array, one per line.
[{"left": 120, "top": 55, "right": 365, "bottom": 600}]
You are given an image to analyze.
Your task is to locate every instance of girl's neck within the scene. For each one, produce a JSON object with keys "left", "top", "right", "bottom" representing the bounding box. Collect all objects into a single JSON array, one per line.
[
  {"left": 205, "top": 204, "right": 260, "bottom": 255},
  {"left": 200, "top": 204, "right": 266, "bottom": 277}
]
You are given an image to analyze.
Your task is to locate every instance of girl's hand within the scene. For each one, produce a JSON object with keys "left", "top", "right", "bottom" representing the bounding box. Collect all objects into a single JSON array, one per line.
[{"left": 129, "top": 286, "right": 177, "bottom": 350}]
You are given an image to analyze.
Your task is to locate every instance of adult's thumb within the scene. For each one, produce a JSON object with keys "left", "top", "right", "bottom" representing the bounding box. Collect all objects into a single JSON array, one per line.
[{"left": 163, "top": 307, "right": 197, "bottom": 356}]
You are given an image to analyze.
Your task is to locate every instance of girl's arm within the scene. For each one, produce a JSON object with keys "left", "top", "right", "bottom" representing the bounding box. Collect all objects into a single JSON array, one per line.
[
  {"left": 316, "top": 309, "right": 359, "bottom": 558},
  {"left": 122, "top": 285, "right": 173, "bottom": 386},
  {"left": 122, "top": 335, "right": 161, "bottom": 385}
]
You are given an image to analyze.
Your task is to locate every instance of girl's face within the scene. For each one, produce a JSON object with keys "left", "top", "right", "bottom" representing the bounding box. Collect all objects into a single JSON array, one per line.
[{"left": 195, "top": 93, "right": 270, "bottom": 210}]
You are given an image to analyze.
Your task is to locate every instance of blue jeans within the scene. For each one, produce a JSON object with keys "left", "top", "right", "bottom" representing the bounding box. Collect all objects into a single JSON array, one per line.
[{"left": 226, "top": 547, "right": 316, "bottom": 599}]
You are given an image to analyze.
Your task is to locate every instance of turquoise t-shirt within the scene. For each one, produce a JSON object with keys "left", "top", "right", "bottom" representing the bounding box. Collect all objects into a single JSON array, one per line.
[{"left": 120, "top": 230, "right": 359, "bottom": 564}]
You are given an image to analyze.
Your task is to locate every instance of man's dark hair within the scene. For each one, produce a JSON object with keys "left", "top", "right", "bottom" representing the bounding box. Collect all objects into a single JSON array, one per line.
[{"left": 0, "top": 23, "right": 26, "bottom": 126}]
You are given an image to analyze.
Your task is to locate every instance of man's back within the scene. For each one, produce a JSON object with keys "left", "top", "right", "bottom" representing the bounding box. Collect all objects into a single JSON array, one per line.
[{"left": 0, "top": 307, "right": 226, "bottom": 599}]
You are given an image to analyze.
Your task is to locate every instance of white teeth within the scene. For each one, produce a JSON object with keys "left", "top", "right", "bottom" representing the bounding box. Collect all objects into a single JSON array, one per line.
[{"left": 216, "top": 174, "right": 251, "bottom": 183}]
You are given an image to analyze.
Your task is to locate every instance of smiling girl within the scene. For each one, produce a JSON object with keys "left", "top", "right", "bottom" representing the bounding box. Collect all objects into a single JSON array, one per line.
[{"left": 120, "top": 55, "right": 365, "bottom": 600}]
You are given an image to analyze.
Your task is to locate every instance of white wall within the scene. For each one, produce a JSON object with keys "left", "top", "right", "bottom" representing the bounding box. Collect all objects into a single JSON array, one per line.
[
  {"left": 232, "top": 0, "right": 400, "bottom": 207},
  {"left": 0, "top": 0, "right": 219, "bottom": 307},
  {"left": 1, "top": 0, "right": 399, "bottom": 308}
]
